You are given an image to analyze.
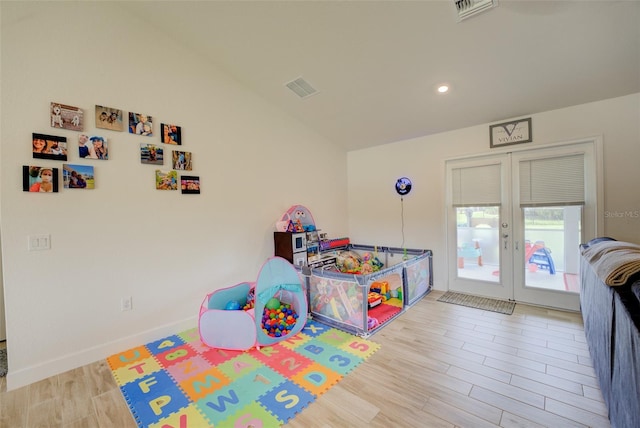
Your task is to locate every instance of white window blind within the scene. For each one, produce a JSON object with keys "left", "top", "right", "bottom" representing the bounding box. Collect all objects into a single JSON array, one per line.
[
  {"left": 519, "top": 154, "right": 584, "bottom": 207},
  {"left": 452, "top": 164, "right": 501, "bottom": 207}
]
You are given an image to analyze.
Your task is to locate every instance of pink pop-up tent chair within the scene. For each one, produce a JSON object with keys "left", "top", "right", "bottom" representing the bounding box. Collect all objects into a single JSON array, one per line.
[{"left": 198, "top": 256, "right": 308, "bottom": 350}]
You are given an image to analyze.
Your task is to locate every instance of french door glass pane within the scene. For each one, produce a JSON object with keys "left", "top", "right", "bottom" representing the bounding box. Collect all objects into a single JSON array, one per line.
[
  {"left": 524, "top": 206, "right": 582, "bottom": 293},
  {"left": 456, "top": 206, "right": 499, "bottom": 283}
]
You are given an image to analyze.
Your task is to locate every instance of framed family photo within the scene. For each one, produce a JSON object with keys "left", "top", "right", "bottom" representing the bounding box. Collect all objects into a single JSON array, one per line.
[
  {"left": 181, "top": 175, "right": 200, "bottom": 194},
  {"left": 95, "top": 105, "right": 124, "bottom": 131},
  {"left": 32, "top": 133, "right": 68, "bottom": 161},
  {"left": 161, "top": 123, "right": 181, "bottom": 145},
  {"left": 172, "top": 150, "right": 192, "bottom": 170},
  {"left": 129, "top": 112, "right": 153, "bottom": 136},
  {"left": 23, "top": 165, "right": 59, "bottom": 193},
  {"left": 63, "top": 164, "right": 95, "bottom": 189},
  {"left": 140, "top": 144, "right": 163, "bottom": 165},
  {"left": 156, "top": 170, "right": 178, "bottom": 190},
  {"left": 79, "top": 134, "right": 109, "bottom": 160}
]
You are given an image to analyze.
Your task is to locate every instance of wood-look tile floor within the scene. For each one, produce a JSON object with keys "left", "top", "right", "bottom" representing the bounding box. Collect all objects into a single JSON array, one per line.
[{"left": 0, "top": 291, "right": 611, "bottom": 427}]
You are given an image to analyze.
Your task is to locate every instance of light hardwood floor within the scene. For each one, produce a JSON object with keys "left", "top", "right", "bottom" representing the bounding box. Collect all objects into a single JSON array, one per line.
[{"left": 0, "top": 291, "right": 611, "bottom": 427}]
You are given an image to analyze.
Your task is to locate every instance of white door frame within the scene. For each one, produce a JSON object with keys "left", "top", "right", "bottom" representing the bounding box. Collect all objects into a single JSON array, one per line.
[{"left": 445, "top": 137, "right": 603, "bottom": 310}]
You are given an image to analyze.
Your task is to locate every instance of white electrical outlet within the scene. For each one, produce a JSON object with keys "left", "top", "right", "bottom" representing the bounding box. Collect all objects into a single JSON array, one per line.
[
  {"left": 28, "top": 234, "right": 51, "bottom": 251},
  {"left": 121, "top": 296, "right": 133, "bottom": 311}
]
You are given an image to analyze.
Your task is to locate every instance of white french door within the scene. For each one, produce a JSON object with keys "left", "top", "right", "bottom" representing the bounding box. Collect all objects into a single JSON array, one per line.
[{"left": 446, "top": 140, "right": 600, "bottom": 311}]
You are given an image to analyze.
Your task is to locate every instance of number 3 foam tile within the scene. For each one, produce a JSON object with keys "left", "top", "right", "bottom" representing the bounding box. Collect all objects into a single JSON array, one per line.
[{"left": 296, "top": 338, "right": 362, "bottom": 375}]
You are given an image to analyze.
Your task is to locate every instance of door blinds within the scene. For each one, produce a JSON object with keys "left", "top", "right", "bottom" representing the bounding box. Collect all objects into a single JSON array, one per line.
[
  {"left": 452, "top": 163, "right": 501, "bottom": 207},
  {"left": 519, "top": 154, "right": 584, "bottom": 207}
]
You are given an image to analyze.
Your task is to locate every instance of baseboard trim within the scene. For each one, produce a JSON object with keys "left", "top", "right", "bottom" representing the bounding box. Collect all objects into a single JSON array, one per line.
[{"left": 6, "top": 316, "right": 197, "bottom": 391}]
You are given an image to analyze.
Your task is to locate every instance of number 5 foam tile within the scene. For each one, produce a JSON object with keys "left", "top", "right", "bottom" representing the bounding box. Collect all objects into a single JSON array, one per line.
[{"left": 337, "top": 336, "right": 381, "bottom": 359}]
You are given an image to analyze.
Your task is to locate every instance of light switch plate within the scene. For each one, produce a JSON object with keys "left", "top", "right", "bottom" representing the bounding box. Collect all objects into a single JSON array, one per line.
[{"left": 28, "top": 234, "right": 51, "bottom": 251}]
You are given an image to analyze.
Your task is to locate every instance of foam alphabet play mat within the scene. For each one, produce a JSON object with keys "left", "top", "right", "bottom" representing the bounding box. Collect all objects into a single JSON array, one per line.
[{"left": 107, "top": 320, "right": 380, "bottom": 427}]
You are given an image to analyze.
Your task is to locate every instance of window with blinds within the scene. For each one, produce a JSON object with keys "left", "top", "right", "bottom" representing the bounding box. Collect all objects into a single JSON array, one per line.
[
  {"left": 452, "top": 163, "right": 501, "bottom": 207},
  {"left": 519, "top": 154, "right": 584, "bottom": 207}
]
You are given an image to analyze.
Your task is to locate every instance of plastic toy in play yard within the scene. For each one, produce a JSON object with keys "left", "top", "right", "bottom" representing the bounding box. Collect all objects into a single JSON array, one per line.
[{"left": 198, "top": 256, "right": 308, "bottom": 350}]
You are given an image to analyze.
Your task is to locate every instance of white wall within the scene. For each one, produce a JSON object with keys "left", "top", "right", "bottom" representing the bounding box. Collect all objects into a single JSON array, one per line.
[
  {"left": 0, "top": 2, "right": 348, "bottom": 390},
  {"left": 348, "top": 93, "right": 640, "bottom": 290}
]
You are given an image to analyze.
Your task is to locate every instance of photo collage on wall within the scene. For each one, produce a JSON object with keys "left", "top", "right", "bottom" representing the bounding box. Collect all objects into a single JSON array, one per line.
[{"left": 24, "top": 101, "right": 200, "bottom": 194}]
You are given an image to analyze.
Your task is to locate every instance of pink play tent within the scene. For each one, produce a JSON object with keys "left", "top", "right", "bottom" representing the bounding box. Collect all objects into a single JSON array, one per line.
[{"left": 198, "top": 256, "right": 308, "bottom": 350}]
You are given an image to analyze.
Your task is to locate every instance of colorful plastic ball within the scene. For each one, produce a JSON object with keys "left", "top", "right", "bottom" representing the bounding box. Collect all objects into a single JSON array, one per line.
[
  {"left": 266, "top": 297, "right": 281, "bottom": 310},
  {"left": 224, "top": 300, "right": 241, "bottom": 310}
]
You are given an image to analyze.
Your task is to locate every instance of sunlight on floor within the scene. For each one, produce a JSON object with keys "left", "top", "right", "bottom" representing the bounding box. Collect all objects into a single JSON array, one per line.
[{"left": 457, "top": 262, "right": 577, "bottom": 293}]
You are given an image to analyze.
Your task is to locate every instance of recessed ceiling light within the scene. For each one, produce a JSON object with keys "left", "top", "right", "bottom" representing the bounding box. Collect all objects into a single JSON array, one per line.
[{"left": 437, "top": 85, "right": 450, "bottom": 94}]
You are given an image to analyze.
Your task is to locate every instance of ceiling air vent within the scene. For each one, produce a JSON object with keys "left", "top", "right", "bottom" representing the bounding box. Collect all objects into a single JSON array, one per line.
[
  {"left": 285, "top": 77, "right": 319, "bottom": 99},
  {"left": 454, "top": 0, "right": 497, "bottom": 21}
]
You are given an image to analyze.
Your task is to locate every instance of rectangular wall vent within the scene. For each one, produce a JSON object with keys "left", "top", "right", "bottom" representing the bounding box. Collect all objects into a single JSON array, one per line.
[
  {"left": 454, "top": 0, "right": 497, "bottom": 21},
  {"left": 285, "top": 77, "right": 319, "bottom": 99}
]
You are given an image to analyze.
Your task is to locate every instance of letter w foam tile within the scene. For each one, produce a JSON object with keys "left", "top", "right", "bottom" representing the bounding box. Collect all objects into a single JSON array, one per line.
[{"left": 107, "top": 322, "right": 379, "bottom": 427}]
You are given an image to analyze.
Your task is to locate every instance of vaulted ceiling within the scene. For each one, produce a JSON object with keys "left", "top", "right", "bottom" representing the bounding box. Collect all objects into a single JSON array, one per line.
[{"left": 122, "top": 1, "right": 640, "bottom": 151}]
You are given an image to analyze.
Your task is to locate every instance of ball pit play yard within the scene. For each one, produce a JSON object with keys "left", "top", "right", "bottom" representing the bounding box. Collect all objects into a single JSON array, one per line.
[{"left": 305, "top": 243, "right": 432, "bottom": 337}]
